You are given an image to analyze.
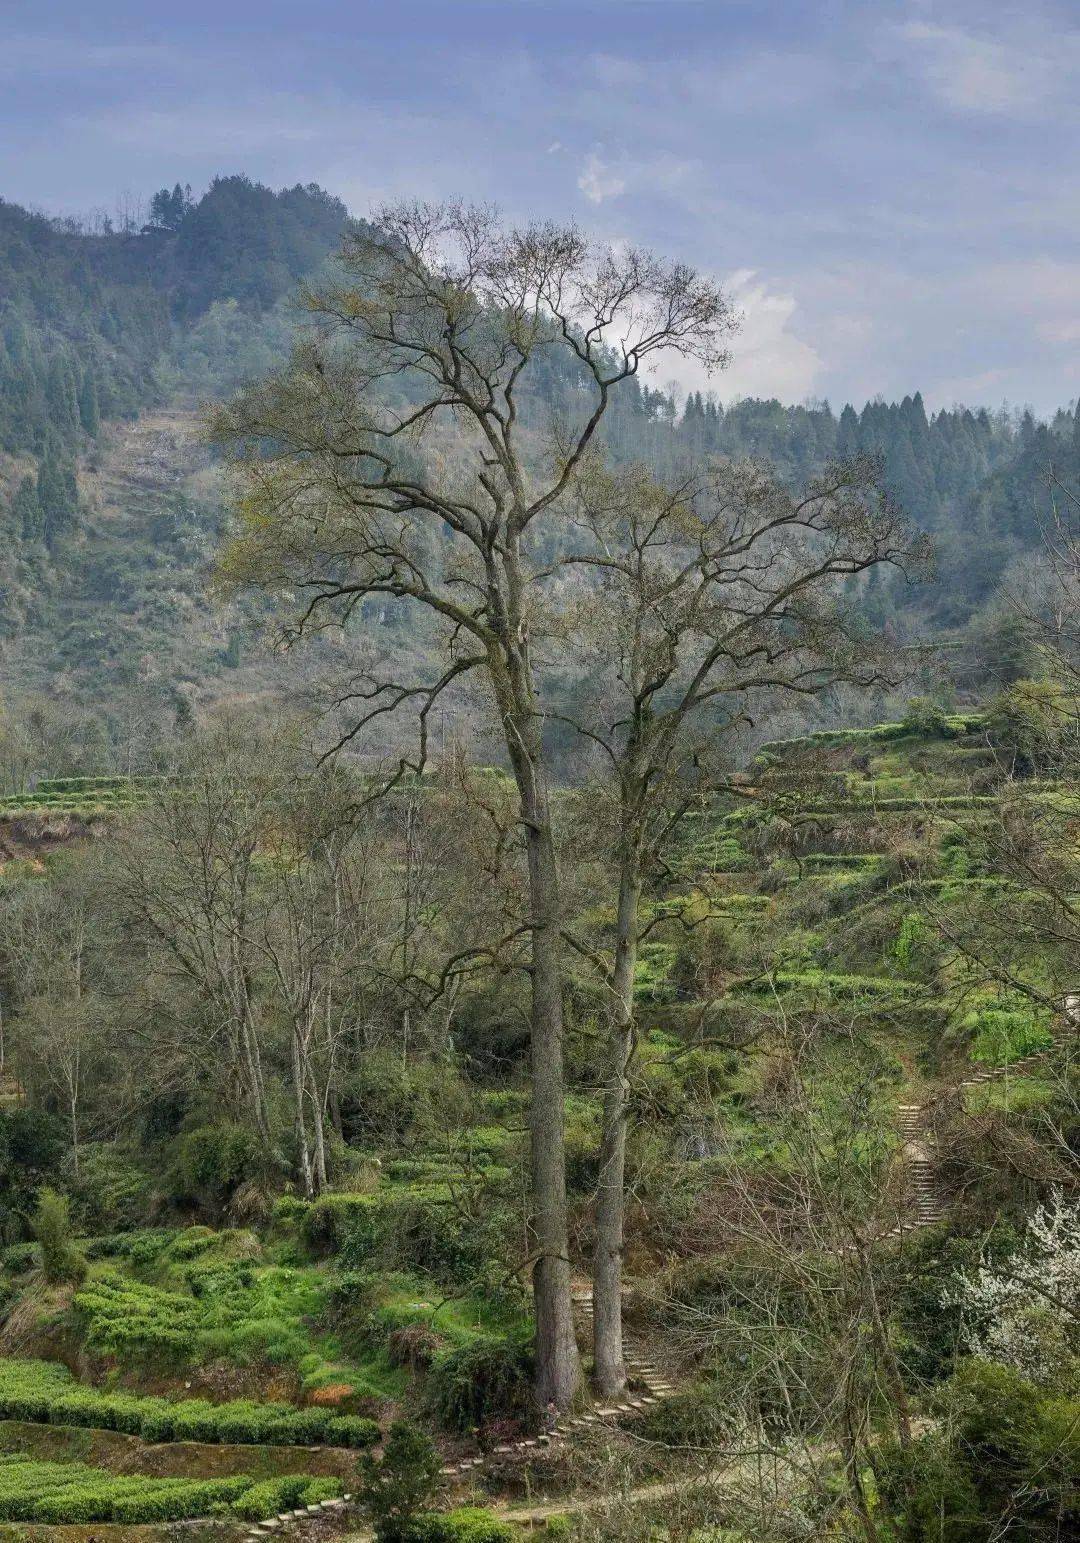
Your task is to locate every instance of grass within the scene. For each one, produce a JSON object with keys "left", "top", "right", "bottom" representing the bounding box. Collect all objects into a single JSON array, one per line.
[{"left": 966, "top": 1004, "right": 1055, "bottom": 1067}]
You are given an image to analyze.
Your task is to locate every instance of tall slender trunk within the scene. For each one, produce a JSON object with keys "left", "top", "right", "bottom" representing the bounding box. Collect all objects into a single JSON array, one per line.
[
  {"left": 312, "top": 1090, "right": 328, "bottom": 1193},
  {"left": 524, "top": 809, "right": 580, "bottom": 1409},
  {"left": 497, "top": 631, "right": 580, "bottom": 1410},
  {"left": 291, "top": 1029, "right": 313, "bottom": 1199},
  {"left": 593, "top": 852, "right": 640, "bottom": 1396}
]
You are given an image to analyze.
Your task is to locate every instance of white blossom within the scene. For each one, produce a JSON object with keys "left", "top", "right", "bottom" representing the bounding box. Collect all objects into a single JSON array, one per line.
[{"left": 946, "top": 1190, "right": 1080, "bottom": 1388}]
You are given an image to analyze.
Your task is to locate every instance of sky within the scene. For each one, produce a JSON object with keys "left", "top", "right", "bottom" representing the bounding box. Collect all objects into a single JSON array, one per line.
[{"left": 2, "top": 0, "right": 1078, "bottom": 415}]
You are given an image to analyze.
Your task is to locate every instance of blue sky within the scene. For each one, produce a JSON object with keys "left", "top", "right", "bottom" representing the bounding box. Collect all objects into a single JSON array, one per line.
[{"left": 3, "top": 0, "right": 1078, "bottom": 414}]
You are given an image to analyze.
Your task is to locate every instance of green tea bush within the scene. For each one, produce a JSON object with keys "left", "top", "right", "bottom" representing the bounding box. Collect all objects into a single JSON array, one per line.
[
  {"left": 1, "top": 1241, "right": 38, "bottom": 1273},
  {"left": 0, "top": 1455, "right": 276, "bottom": 1524},
  {"left": 75, "top": 1272, "right": 200, "bottom": 1361},
  {"left": 0, "top": 1357, "right": 379, "bottom": 1448},
  {"left": 82, "top": 1227, "right": 183, "bottom": 1265},
  {"left": 427, "top": 1333, "right": 533, "bottom": 1432},
  {"left": 229, "top": 1475, "right": 344, "bottom": 1520}
]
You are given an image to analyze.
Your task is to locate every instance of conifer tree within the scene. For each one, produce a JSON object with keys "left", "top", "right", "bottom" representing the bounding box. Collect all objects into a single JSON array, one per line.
[
  {"left": 78, "top": 368, "right": 100, "bottom": 436},
  {"left": 12, "top": 476, "right": 42, "bottom": 542}
]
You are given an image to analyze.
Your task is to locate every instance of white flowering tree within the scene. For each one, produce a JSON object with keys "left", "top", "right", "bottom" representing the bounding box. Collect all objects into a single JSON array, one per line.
[{"left": 948, "top": 1190, "right": 1080, "bottom": 1389}]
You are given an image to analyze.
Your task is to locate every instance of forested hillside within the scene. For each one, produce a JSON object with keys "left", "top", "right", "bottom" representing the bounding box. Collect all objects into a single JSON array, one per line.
[{"left": 1, "top": 174, "right": 1077, "bottom": 774}]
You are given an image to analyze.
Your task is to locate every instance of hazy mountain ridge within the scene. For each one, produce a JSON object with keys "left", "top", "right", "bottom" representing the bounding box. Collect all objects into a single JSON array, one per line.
[{"left": 1, "top": 174, "right": 1075, "bottom": 738}]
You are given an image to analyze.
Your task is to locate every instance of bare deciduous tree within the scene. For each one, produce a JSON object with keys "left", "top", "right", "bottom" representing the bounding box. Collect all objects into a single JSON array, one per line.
[
  {"left": 211, "top": 201, "right": 735, "bottom": 1405},
  {"left": 555, "top": 454, "right": 923, "bottom": 1393}
]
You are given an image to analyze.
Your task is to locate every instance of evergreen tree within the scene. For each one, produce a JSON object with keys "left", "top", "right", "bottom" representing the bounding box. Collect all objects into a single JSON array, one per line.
[
  {"left": 11, "top": 476, "right": 42, "bottom": 542},
  {"left": 37, "top": 451, "right": 77, "bottom": 549},
  {"left": 45, "top": 352, "right": 79, "bottom": 436},
  {"left": 837, "top": 403, "right": 860, "bottom": 456},
  {"left": 78, "top": 368, "right": 100, "bottom": 436}
]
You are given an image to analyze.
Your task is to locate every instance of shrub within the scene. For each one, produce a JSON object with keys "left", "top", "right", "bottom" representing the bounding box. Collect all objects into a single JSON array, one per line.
[
  {"left": 878, "top": 1361, "right": 1080, "bottom": 1537},
  {"left": 986, "top": 680, "right": 1076, "bottom": 775},
  {"left": 32, "top": 1188, "right": 86, "bottom": 1285},
  {"left": 902, "top": 697, "right": 951, "bottom": 738},
  {"left": 360, "top": 1419, "right": 443, "bottom": 1543},
  {"left": 428, "top": 1334, "right": 533, "bottom": 1433},
  {"left": 172, "top": 1123, "right": 263, "bottom": 1216},
  {"left": 67, "top": 1144, "right": 154, "bottom": 1234},
  {"left": 309, "top": 1191, "right": 511, "bottom": 1289},
  {"left": 638, "top": 1380, "right": 736, "bottom": 1449},
  {"left": 411, "top": 1508, "right": 515, "bottom": 1542}
]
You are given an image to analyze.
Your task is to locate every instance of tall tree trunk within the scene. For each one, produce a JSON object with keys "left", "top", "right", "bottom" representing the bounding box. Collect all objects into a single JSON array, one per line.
[
  {"left": 291, "top": 1030, "right": 313, "bottom": 1199},
  {"left": 525, "top": 811, "right": 580, "bottom": 1409},
  {"left": 593, "top": 855, "right": 640, "bottom": 1396},
  {"left": 498, "top": 636, "right": 580, "bottom": 1410},
  {"left": 312, "top": 1071, "right": 328, "bottom": 1194}
]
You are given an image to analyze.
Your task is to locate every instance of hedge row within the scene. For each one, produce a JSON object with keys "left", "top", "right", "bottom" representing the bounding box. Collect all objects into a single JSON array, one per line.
[
  {"left": 756, "top": 714, "right": 985, "bottom": 758},
  {"left": 36, "top": 775, "right": 176, "bottom": 793},
  {"left": 733, "top": 970, "right": 923, "bottom": 1001},
  {"left": 0, "top": 1358, "right": 379, "bottom": 1449},
  {"left": 0, "top": 1454, "right": 342, "bottom": 1523}
]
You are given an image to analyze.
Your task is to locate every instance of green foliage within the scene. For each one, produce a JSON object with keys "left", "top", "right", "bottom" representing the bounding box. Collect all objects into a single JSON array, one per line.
[
  {"left": 0, "top": 1356, "right": 379, "bottom": 1448},
  {"left": 68, "top": 1143, "right": 154, "bottom": 1233},
  {"left": 360, "top": 1419, "right": 443, "bottom": 1543},
  {"left": 0, "top": 1107, "right": 64, "bottom": 1243},
  {"left": 342, "top": 1049, "right": 469, "bottom": 1146},
  {"left": 427, "top": 1333, "right": 533, "bottom": 1433},
  {"left": 638, "top": 1380, "right": 736, "bottom": 1449},
  {"left": 963, "top": 1002, "right": 1053, "bottom": 1066},
  {"left": 172, "top": 1122, "right": 264, "bottom": 1215},
  {"left": 410, "top": 1508, "right": 515, "bottom": 1543},
  {"left": 0, "top": 1454, "right": 263, "bottom": 1523},
  {"left": 32, "top": 1188, "right": 86, "bottom": 1285},
  {"left": 902, "top": 696, "right": 952, "bottom": 737},
  {"left": 986, "top": 679, "right": 1076, "bottom": 774},
  {"left": 305, "top": 1188, "right": 513, "bottom": 1291},
  {"left": 73, "top": 1253, "right": 326, "bottom": 1373},
  {"left": 879, "top": 1360, "right": 1080, "bottom": 1538},
  {"left": 229, "top": 1475, "right": 344, "bottom": 1520}
]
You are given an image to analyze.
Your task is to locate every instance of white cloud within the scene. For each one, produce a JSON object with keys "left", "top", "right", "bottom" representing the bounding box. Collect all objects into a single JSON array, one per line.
[
  {"left": 896, "top": 18, "right": 1079, "bottom": 117},
  {"left": 648, "top": 268, "right": 824, "bottom": 404},
  {"left": 577, "top": 151, "right": 625, "bottom": 205}
]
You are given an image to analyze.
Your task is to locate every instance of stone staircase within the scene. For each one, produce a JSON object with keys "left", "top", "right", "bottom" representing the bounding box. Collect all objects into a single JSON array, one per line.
[
  {"left": 895, "top": 1104, "right": 946, "bottom": 1227},
  {"left": 436, "top": 1285, "right": 676, "bottom": 1482},
  {"left": 240, "top": 1287, "right": 679, "bottom": 1540},
  {"left": 887, "top": 990, "right": 1080, "bottom": 1241},
  {"left": 244, "top": 1494, "right": 355, "bottom": 1538}
]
